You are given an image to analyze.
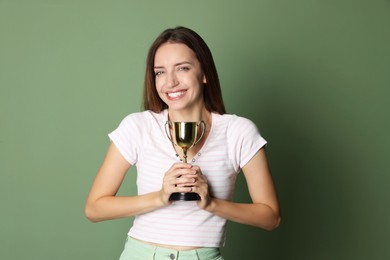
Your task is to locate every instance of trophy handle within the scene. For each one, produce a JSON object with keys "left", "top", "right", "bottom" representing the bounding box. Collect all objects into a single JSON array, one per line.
[{"left": 194, "top": 121, "right": 206, "bottom": 146}]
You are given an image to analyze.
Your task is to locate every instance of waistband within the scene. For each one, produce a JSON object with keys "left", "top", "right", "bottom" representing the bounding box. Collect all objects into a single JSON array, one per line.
[{"left": 124, "top": 236, "right": 222, "bottom": 259}]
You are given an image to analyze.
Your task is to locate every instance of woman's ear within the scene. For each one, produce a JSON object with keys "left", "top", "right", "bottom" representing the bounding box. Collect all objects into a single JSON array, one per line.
[{"left": 203, "top": 75, "right": 207, "bottom": 84}]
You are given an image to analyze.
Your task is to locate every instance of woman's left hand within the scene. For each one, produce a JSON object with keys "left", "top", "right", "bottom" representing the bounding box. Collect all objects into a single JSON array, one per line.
[{"left": 190, "top": 165, "right": 212, "bottom": 210}]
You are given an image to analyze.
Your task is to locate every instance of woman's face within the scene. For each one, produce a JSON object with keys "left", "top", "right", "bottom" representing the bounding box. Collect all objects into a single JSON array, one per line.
[{"left": 154, "top": 42, "right": 206, "bottom": 114}]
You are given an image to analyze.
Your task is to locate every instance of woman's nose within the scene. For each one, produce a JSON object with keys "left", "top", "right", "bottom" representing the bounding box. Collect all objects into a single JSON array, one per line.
[{"left": 166, "top": 72, "right": 179, "bottom": 88}]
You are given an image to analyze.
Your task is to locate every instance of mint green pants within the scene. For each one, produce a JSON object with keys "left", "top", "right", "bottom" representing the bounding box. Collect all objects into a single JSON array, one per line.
[{"left": 119, "top": 237, "right": 224, "bottom": 260}]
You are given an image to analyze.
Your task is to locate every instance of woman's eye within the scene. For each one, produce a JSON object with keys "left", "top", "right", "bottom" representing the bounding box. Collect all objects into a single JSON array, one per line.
[
  {"left": 178, "top": 66, "right": 190, "bottom": 71},
  {"left": 154, "top": 71, "right": 163, "bottom": 76}
]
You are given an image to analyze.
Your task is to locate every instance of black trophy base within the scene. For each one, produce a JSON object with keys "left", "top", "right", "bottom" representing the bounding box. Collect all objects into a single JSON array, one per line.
[{"left": 169, "top": 192, "right": 201, "bottom": 201}]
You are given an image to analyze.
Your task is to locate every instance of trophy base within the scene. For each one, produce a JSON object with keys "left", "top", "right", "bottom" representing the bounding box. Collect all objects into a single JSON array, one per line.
[{"left": 169, "top": 192, "right": 201, "bottom": 201}]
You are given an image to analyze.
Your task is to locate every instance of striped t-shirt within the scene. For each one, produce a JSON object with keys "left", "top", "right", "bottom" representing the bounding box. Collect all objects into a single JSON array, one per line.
[{"left": 108, "top": 109, "right": 267, "bottom": 247}]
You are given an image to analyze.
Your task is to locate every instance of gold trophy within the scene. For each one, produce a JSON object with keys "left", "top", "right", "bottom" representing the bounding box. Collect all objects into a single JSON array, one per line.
[{"left": 165, "top": 121, "right": 206, "bottom": 201}]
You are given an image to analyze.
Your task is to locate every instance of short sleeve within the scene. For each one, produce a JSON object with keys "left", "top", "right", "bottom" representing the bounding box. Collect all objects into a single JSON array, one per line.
[
  {"left": 108, "top": 113, "right": 145, "bottom": 165},
  {"left": 228, "top": 116, "right": 267, "bottom": 170}
]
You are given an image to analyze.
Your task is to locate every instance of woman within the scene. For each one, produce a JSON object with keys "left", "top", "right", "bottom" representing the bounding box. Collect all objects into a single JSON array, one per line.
[{"left": 85, "top": 26, "right": 280, "bottom": 260}]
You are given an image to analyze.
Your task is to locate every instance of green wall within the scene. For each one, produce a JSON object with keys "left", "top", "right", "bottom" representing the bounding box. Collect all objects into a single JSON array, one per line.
[{"left": 1, "top": 1, "right": 389, "bottom": 259}]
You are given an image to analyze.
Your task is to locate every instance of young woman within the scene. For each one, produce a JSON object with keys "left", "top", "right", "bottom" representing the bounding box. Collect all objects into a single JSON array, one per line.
[{"left": 85, "top": 26, "right": 280, "bottom": 260}]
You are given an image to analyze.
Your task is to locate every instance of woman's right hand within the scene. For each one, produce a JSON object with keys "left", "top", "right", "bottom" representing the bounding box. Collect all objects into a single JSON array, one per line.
[{"left": 159, "top": 162, "right": 198, "bottom": 205}]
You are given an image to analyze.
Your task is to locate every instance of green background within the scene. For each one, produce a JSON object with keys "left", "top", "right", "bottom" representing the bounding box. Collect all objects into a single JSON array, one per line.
[{"left": 1, "top": 0, "right": 389, "bottom": 259}]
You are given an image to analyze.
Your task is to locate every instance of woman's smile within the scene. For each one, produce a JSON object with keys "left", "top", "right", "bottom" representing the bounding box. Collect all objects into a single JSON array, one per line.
[{"left": 166, "top": 90, "right": 187, "bottom": 100}]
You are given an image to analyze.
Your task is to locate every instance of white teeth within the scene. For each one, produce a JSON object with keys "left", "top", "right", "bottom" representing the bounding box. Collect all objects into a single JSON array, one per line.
[{"left": 167, "top": 91, "right": 185, "bottom": 98}]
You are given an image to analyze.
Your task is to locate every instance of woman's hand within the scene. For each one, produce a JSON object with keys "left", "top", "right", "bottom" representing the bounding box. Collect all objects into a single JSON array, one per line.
[
  {"left": 191, "top": 165, "right": 212, "bottom": 210},
  {"left": 159, "top": 162, "right": 198, "bottom": 205}
]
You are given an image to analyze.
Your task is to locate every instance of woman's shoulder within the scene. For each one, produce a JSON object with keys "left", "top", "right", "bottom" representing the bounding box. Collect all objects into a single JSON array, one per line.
[
  {"left": 121, "top": 110, "right": 166, "bottom": 124},
  {"left": 215, "top": 113, "right": 256, "bottom": 127},
  {"left": 213, "top": 113, "right": 260, "bottom": 141}
]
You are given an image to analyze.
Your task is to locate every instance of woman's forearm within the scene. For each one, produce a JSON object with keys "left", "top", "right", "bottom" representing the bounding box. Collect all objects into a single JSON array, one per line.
[
  {"left": 207, "top": 198, "right": 281, "bottom": 230},
  {"left": 84, "top": 191, "right": 165, "bottom": 223}
]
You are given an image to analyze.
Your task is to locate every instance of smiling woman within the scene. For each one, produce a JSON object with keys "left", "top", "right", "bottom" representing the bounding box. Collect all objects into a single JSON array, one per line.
[{"left": 84, "top": 26, "right": 280, "bottom": 260}]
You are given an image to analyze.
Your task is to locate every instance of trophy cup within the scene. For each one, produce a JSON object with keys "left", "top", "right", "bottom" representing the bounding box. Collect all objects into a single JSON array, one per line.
[{"left": 165, "top": 121, "right": 206, "bottom": 201}]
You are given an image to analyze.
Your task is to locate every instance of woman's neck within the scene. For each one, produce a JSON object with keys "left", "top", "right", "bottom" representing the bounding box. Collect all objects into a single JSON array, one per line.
[{"left": 168, "top": 107, "right": 210, "bottom": 123}]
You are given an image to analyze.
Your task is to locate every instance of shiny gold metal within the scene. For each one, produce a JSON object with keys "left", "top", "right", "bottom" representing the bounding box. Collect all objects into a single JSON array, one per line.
[{"left": 165, "top": 121, "right": 205, "bottom": 163}]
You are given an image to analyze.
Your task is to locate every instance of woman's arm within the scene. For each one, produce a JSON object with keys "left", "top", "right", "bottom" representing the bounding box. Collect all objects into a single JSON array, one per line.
[
  {"left": 84, "top": 143, "right": 199, "bottom": 223},
  {"left": 84, "top": 143, "right": 165, "bottom": 223},
  {"left": 199, "top": 148, "right": 281, "bottom": 230}
]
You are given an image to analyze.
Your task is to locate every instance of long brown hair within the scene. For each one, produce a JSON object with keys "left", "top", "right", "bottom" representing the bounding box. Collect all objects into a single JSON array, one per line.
[{"left": 142, "top": 26, "right": 226, "bottom": 114}]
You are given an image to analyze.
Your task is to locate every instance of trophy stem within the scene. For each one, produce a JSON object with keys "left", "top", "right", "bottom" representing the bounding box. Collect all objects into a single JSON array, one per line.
[{"left": 182, "top": 148, "right": 188, "bottom": 163}]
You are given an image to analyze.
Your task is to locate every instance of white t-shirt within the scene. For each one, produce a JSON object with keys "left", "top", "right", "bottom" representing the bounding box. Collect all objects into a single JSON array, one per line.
[{"left": 108, "top": 109, "right": 267, "bottom": 247}]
